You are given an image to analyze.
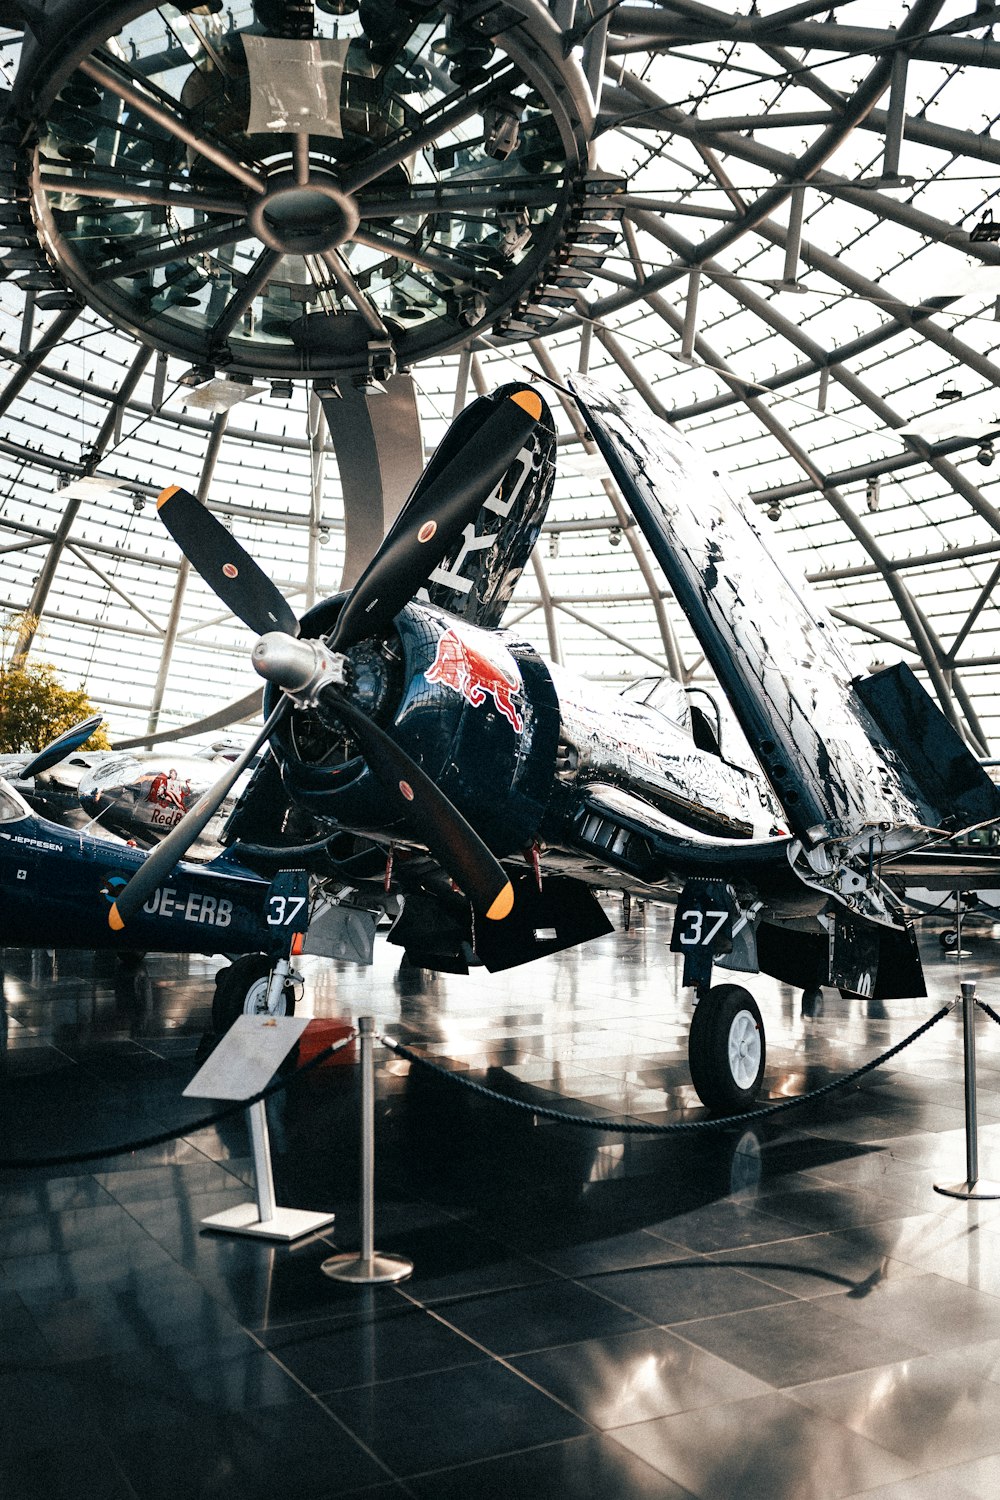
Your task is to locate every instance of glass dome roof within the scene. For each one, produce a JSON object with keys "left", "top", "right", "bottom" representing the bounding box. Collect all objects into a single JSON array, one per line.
[{"left": 1, "top": 1, "right": 999, "bottom": 753}]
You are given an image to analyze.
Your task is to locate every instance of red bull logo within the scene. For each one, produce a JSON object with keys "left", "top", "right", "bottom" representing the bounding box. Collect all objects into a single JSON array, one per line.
[{"left": 425, "top": 628, "right": 524, "bottom": 733}]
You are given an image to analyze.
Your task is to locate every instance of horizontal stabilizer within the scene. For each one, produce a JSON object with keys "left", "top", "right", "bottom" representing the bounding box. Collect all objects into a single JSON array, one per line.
[{"left": 855, "top": 663, "right": 1000, "bottom": 832}]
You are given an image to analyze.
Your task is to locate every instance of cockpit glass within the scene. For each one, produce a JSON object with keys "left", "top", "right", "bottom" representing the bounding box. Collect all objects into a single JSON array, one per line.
[{"left": 0, "top": 781, "right": 30, "bottom": 823}]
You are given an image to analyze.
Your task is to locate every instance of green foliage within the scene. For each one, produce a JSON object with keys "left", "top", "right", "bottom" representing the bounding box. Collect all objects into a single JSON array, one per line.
[{"left": 0, "top": 613, "right": 111, "bottom": 755}]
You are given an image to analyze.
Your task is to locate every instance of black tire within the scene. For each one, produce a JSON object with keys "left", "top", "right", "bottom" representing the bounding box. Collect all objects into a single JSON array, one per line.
[
  {"left": 940, "top": 929, "right": 958, "bottom": 951},
  {"left": 688, "top": 984, "right": 765, "bottom": 1114},
  {"left": 212, "top": 954, "right": 296, "bottom": 1033}
]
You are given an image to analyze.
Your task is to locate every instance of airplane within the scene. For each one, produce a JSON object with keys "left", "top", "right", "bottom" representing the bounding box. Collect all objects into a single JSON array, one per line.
[
  {"left": 0, "top": 769, "right": 318, "bottom": 1032},
  {"left": 4, "top": 710, "right": 261, "bottom": 853},
  {"left": 101, "top": 377, "right": 1000, "bottom": 1113},
  {"left": 75, "top": 747, "right": 252, "bottom": 852}
]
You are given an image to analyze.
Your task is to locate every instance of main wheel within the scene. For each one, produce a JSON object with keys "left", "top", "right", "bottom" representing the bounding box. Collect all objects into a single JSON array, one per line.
[
  {"left": 688, "top": 984, "right": 765, "bottom": 1114},
  {"left": 212, "top": 955, "right": 296, "bottom": 1033}
]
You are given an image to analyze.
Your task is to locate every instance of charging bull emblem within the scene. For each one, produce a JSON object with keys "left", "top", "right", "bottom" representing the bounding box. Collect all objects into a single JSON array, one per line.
[{"left": 425, "top": 628, "right": 524, "bottom": 733}]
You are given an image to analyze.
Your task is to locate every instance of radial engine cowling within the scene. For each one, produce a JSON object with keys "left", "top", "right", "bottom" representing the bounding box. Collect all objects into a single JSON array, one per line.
[{"left": 265, "top": 601, "right": 561, "bottom": 858}]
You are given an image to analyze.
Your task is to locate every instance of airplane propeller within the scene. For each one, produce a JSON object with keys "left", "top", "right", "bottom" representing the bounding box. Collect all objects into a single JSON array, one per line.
[{"left": 108, "top": 387, "right": 544, "bottom": 931}]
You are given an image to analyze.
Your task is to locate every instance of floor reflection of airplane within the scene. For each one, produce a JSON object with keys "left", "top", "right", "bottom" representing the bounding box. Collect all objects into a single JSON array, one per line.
[{"left": 101, "top": 378, "right": 1000, "bottom": 1112}]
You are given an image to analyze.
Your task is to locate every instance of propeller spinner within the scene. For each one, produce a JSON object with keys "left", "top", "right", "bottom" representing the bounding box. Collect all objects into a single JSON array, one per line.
[{"left": 108, "top": 386, "right": 544, "bottom": 930}]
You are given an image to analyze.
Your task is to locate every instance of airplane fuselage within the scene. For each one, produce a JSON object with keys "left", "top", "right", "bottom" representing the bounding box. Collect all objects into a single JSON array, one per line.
[{"left": 0, "top": 780, "right": 277, "bottom": 956}]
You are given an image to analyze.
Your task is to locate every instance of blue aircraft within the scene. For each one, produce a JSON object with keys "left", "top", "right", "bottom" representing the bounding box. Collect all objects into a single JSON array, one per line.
[{"left": 0, "top": 772, "right": 308, "bottom": 1031}]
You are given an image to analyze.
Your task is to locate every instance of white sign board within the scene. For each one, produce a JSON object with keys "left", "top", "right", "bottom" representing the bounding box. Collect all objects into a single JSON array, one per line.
[{"left": 184, "top": 1015, "right": 311, "bottom": 1101}]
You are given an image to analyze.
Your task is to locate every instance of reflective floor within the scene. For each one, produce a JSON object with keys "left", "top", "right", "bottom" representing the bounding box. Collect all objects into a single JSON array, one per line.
[{"left": 4, "top": 907, "right": 1000, "bottom": 1498}]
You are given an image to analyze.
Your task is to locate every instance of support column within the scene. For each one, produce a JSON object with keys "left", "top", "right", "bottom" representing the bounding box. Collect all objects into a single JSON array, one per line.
[
  {"left": 318, "top": 374, "right": 424, "bottom": 589},
  {"left": 14, "top": 343, "right": 151, "bottom": 663},
  {"left": 146, "top": 412, "right": 229, "bottom": 735}
]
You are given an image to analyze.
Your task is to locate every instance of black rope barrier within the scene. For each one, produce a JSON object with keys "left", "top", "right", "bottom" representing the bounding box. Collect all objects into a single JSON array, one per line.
[
  {"left": 379, "top": 1003, "right": 955, "bottom": 1135},
  {"left": 977, "top": 998, "right": 1000, "bottom": 1028},
  {"left": 0, "top": 1030, "right": 357, "bottom": 1171}
]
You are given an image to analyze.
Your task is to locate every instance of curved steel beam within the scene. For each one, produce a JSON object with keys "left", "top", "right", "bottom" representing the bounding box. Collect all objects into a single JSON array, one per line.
[{"left": 607, "top": 6, "right": 1000, "bottom": 68}]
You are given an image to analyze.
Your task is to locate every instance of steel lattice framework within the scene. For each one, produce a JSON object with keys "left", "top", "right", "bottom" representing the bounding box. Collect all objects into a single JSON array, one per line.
[{"left": 1, "top": 0, "right": 1000, "bottom": 753}]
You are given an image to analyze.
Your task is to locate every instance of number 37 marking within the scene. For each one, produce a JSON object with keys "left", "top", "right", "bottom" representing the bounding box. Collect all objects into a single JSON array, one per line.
[
  {"left": 267, "top": 895, "right": 307, "bottom": 927},
  {"left": 678, "top": 909, "right": 729, "bottom": 947}
]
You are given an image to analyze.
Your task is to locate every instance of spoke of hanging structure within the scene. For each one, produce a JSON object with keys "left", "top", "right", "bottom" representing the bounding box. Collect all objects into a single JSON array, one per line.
[
  {"left": 209, "top": 248, "right": 282, "bottom": 344},
  {"left": 79, "top": 55, "right": 265, "bottom": 195},
  {"left": 340, "top": 66, "right": 518, "bottom": 195},
  {"left": 316, "top": 250, "right": 390, "bottom": 337},
  {"left": 37, "top": 173, "right": 246, "bottom": 217},
  {"left": 352, "top": 226, "right": 482, "bottom": 283},
  {"left": 93, "top": 220, "right": 247, "bottom": 282}
]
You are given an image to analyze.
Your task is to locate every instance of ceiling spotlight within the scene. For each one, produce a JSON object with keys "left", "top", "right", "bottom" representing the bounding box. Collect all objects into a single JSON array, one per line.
[
  {"left": 766, "top": 502, "right": 782, "bottom": 523},
  {"left": 970, "top": 210, "right": 1000, "bottom": 244},
  {"left": 131, "top": 496, "right": 146, "bottom": 513},
  {"left": 865, "top": 476, "right": 880, "bottom": 512},
  {"left": 318, "top": 529, "right": 331, "bottom": 546},
  {"left": 482, "top": 95, "right": 522, "bottom": 161},
  {"left": 977, "top": 441, "right": 995, "bottom": 467},
  {"left": 609, "top": 525, "right": 622, "bottom": 547},
  {"left": 937, "top": 385, "right": 963, "bottom": 401}
]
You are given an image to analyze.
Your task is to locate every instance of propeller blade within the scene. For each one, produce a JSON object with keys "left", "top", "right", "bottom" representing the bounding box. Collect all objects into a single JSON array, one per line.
[
  {"left": 330, "top": 693, "right": 513, "bottom": 921},
  {"left": 18, "top": 714, "right": 105, "bottom": 779},
  {"left": 108, "top": 699, "right": 288, "bottom": 931},
  {"left": 329, "top": 387, "right": 543, "bottom": 653},
  {"left": 112, "top": 689, "right": 264, "bottom": 750},
  {"left": 156, "top": 485, "right": 298, "bottom": 637}
]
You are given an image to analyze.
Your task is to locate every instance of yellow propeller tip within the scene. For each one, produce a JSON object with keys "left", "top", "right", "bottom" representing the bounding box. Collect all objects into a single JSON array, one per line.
[
  {"left": 486, "top": 881, "right": 514, "bottom": 921},
  {"left": 108, "top": 902, "right": 125, "bottom": 933},
  {"left": 511, "top": 389, "right": 543, "bottom": 421},
  {"left": 156, "top": 484, "right": 181, "bottom": 510}
]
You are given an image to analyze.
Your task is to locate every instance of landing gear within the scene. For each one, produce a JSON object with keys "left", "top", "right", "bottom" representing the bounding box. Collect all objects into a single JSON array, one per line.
[
  {"left": 212, "top": 954, "right": 297, "bottom": 1033},
  {"left": 688, "top": 983, "right": 765, "bottom": 1114}
]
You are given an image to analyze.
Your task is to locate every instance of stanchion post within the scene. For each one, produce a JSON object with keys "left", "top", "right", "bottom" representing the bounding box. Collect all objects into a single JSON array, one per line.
[
  {"left": 935, "top": 980, "right": 1000, "bottom": 1200},
  {"left": 248, "top": 1100, "right": 276, "bottom": 1225},
  {"left": 322, "top": 1015, "right": 413, "bottom": 1285}
]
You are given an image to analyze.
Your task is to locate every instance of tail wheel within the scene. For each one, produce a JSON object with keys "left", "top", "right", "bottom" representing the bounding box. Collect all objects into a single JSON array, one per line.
[
  {"left": 212, "top": 954, "right": 296, "bottom": 1033},
  {"left": 688, "top": 983, "right": 765, "bottom": 1114}
]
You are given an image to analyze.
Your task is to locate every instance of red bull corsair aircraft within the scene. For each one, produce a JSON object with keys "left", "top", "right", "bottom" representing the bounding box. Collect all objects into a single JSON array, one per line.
[{"left": 106, "top": 378, "right": 1000, "bottom": 1111}]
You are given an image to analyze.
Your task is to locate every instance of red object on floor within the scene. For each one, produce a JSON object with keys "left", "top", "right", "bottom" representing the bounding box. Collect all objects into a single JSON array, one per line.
[{"left": 297, "top": 1019, "right": 357, "bottom": 1067}]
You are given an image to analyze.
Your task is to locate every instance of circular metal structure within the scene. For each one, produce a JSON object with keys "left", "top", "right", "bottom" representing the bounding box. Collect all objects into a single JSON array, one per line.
[{"left": 14, "top": 0, "right": 594, "bottom": 378}]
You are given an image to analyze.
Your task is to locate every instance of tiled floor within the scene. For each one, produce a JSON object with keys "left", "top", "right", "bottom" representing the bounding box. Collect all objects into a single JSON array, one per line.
[{"left": 4, "top": 908, "right": 1000, "bottom": 1498}]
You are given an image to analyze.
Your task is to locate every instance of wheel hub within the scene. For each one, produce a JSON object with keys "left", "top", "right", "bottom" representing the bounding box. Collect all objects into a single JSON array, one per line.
[
  {"left": 728, "top": 1011, "right": 762, "bottom": 1090},
  {"left": 248, "top": 171, "right": 360, "bottom": 256}
]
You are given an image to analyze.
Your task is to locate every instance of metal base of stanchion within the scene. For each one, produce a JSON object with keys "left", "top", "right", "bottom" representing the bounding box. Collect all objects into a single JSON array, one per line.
[
  {"left": 202, "top": 1202, "right": 336, "bottom": 1241},
  {"left": 945, "top": 951, "right": 972, "bottom": 960},
  {"left": 321, "top": 1251, "right": 413, "bottom": 1284},
  {"left": 933, "top": 1179, "right": 1000, "bottom": 1200}
]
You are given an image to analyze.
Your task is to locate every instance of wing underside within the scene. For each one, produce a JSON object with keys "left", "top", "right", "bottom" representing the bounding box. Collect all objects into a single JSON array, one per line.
[{"left": 568, "top": 376, "right": 1000, "bottom": 853}]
